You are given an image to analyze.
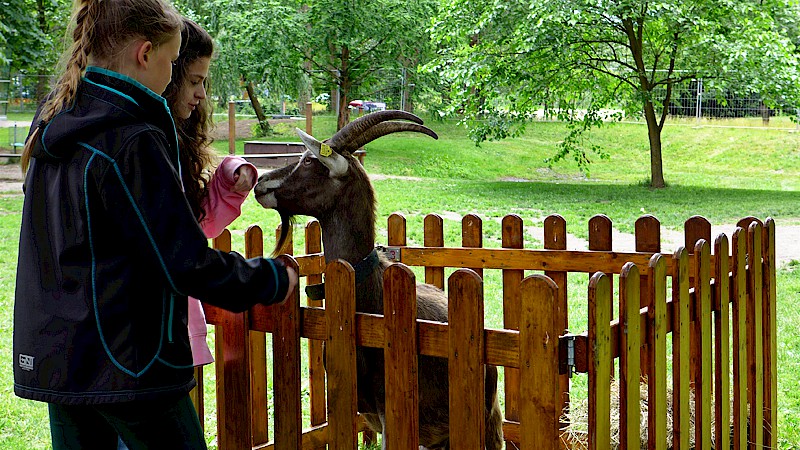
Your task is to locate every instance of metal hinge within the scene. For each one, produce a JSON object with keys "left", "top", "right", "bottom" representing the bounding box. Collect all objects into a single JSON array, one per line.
[{"left": 559, "top": 334, "right": 576, "bottom": 378}]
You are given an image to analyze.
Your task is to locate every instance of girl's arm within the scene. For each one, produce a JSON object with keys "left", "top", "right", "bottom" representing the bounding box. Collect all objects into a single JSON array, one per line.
[
  {"left": 106, "top": 134, "right": 292, "bottom": 309},
  {"left": 200, "top": 155, "right": 258, "bottom": 239}
]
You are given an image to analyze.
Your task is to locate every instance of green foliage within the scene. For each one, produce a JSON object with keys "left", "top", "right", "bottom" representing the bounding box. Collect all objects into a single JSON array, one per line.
[
  {"left": 250, "top": 119, "right": 273, "bottom": 138},
  {"left": 274, "top": 0, "right": 438, "bottom": 126},
  {"left": 175, "top": 0, "right": 302, "bottom": 103},
  {"left": 1, "top": 0, "right": 71, "bottom": 95},
  {"left": 177, "top": 0, "right": 440, "bottom": 127},
  {"left": 428, "top": 0, "right": 800, "bottom": 187}
]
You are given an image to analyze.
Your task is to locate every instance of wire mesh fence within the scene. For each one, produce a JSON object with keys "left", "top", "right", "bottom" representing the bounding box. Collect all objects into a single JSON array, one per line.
[
  {"left": 647, "top": 78, "right": 797, "bottom": 129},
  {"left": 1, "top": 74, "right": 56, "bottom": 118},
  {"left": 1, "top": 74, "right": 797, "bottom": 129}
]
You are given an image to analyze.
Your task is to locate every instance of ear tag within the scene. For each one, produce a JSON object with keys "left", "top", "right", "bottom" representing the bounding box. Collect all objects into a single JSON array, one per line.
[{"left": 320, "top": 143, "right": 333, "bottom": 157}]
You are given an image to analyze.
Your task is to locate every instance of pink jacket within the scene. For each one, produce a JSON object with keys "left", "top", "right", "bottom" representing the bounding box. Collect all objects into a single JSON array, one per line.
[{"left": 188, "top": 156, "right": 258, "bottom": 366}]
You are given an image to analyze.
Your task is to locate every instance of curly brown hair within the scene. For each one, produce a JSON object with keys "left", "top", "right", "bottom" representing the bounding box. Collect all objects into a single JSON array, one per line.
[{"left": 163, "top": 18, "right": 216, "bottom": 223}]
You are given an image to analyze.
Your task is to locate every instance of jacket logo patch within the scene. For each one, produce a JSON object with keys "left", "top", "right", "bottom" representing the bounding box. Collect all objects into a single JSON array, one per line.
[{"left": 19, "top": 354, "right": 34, "bottom": 371}]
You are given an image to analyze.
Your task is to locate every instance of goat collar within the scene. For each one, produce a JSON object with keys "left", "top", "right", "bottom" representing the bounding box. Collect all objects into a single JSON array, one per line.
[{"left": 305, "top": 248, "right": 380, "bottom": 301}]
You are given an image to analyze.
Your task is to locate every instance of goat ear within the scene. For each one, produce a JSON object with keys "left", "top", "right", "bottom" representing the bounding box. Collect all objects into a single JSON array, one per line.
[{"left": 295, "top": 128, "right": 348, "bottom": 177}]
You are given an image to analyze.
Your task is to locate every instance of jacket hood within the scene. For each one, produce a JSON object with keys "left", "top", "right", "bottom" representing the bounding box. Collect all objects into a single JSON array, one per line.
[{"left": 30, "top": 67, "right": 178, "bottom": 164}]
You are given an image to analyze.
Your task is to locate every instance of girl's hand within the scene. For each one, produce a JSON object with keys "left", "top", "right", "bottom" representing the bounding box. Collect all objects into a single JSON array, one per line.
[{"left": 232, "top": 165, "right": 257, "bottom": 193}]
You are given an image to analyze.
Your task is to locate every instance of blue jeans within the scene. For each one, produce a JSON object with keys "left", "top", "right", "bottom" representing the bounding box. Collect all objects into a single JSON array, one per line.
[{"left": 48, "top": 393, "right": 206, "bottom": 450}]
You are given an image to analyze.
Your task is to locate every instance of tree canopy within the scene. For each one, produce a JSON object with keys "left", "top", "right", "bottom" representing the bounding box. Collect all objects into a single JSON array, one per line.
[
  {"left": 429, "top": 0, "right": 800, "bottom": 187},
  {"left": 1, "top": 0, "right": 70, "bottom": 98},
  {"left": 5, "top": 0, "right": 799, "bottom": 167},
  {"left": 176, "top": 0, "right": 438, "bottom": 130},
  {"left": 278, "top": 0, "right": 438, "bottom": 129}
]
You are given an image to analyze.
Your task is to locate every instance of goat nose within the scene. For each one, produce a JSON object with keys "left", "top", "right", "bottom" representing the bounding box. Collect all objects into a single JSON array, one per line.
[{"left": 255, "top": 177, "right": 283, "bottom": 195}]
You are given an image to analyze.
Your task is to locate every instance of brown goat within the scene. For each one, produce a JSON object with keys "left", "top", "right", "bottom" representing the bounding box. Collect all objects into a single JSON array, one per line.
[{"left": 254, "top": 111, "right": 504, "bottom": 449}]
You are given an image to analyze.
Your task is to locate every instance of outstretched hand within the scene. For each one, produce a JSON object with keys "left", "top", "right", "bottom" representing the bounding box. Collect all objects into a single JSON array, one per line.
[{"left": 232, "top": 165, "right": 257, "bottom": 193}]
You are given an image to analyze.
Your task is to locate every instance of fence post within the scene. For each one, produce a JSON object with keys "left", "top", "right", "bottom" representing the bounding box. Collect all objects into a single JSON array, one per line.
[
  {"left": 731, "top": 228, "right": 748, "bottom": 450},
  {"left": 763, "top": 218, "right": 777, "bottom": 448},
  {"left": 195, "top": 230, "right": 233, "bottom": 427},
  {"left": 228, "top": 100, "right": 235, "bottom": 155},
  {"left": 519, "top": 274, "right": 559, "bottom": 450},
  {"left": 693, "top": 240, "right": 712, "bottom": 450},
  {"left": 695, "top": 78, "right": 703, "bottom": 125},
  {"left": 684, "top": 216, "right": 711, "bottom": 387},
  {"left": 746, "top": 222, "right": 764, "bottom": 450},
  {"left": 501, "top": 214, "right": 524, "bottom": 436},
  {"left": 619, "top": 262, "right": 641, "bottom": 450},
  {"left": 273, "top": 255, "right": 302, "bottom": 448},
  {"left": 544, "top": 214, "right": 569, "bottom": 417},
  {"left": 215, "top": 276, "right": 253, "bottom": 450},
  {"left": 424, "top": 213, "right": 445, "bottom": 289},
  {"left": 714, "top": 235, "right": 731, "bottom": 450},
  {"left": 635, "top": 215, "right": 660, "bottom": 381},
  {"left": 448, "top": 269, "right": 485, "bottom": 449},
  {"left": 588, "top": 214, "right": 614, "bottom": 380},
  {"left": 325, "top": 261, "right": 359, "bottom": 449},
  {"left": 461, "top": 214, "right": 483, "bottom": 279},
  {"left": 646, "top": 255, "right": 667, "bottom": 450},
  {"left": 306, "top": 101, "right": 313, "bottom": 135},
  {"left": 245, "top": 225, "right": 270, "bottom": 446},
  {"left": 383, "top": 264, "right": 419, "bottom": 448},
  {"left": 671, "top": 247, "right": 691, "bottom": 450},
  {"left": 587, "top": 272, "right": 611, "bottom": 450},
  {"left": 387, "top": 213, "right": 407, "bottom": 247},
  {"left": 305, "top": 220, "right": 327, "bottom": 450}
]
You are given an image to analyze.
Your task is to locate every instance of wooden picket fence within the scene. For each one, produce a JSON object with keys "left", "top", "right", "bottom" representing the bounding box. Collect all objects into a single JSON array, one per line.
[{"left": 191, "top": 213, "right": 777, "bottom": 450}]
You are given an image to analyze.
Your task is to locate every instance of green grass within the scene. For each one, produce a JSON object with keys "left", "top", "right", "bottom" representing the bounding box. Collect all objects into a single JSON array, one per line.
[{"left": 2, "top": 113, "right": 800, "bottom": 447}]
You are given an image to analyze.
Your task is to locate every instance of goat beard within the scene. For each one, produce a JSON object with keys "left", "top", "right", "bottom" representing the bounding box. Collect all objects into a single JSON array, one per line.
[{"left": 271, "top": 211, "right": 297, "bottom": 257}]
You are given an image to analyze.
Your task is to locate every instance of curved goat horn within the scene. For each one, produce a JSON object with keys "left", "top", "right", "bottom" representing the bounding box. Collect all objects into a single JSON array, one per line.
[
  {"left": 326, "top": 110, "right": 426, "bottom": 153},
  {"left": 348, "top": 122, "right": 438, "bottom": 152}
]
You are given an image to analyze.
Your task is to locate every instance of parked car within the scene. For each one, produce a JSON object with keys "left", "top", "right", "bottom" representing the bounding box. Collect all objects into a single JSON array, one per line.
[
  {"left": 363, "top": 101, "right": 386, "bottom": 112},
  {"left": 348, "top": 99, "right": 386, "bottom": 112}
]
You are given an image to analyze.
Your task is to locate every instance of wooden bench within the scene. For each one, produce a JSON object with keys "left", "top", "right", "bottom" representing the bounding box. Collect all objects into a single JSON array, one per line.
[{"left": 243, "top": 140, "right": 366, "bottom": 168}]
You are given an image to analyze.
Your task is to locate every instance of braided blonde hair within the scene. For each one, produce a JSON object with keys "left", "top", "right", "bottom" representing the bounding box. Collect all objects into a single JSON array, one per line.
[{"left": 21, "top": 0, "right": 182, "bottom": 172}]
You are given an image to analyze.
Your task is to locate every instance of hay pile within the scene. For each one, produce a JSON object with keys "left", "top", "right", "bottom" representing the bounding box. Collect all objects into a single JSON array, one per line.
[{"left": 558, "top": 379, "right": 731, "bottom": 450}]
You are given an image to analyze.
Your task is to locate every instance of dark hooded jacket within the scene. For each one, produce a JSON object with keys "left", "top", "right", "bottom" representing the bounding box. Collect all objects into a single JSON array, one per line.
[{"left": 13, "top": 67, "right": 289, "bottom": 405}]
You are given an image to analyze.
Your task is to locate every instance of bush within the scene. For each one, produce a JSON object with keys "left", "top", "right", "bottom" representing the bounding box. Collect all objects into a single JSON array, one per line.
[{"left": 250, "top": 120, "right": 272, "bottom": 138}]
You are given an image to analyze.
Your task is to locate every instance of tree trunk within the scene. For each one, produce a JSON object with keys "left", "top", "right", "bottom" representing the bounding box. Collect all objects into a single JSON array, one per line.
[
  {"left": 643, "top": 101, "right": 666, "bottom": 188},
  {"left": 245, "top": 81, "right": 271, "bottom": 134},
  {"left": 335, "top": 46, "right": 351, "bottom": 131},
  {"left": 337, "top": 92, "right": 350, "bottom": 130},
  {"left": 760, "top": 101, "right": 770, "bottom": 126}
]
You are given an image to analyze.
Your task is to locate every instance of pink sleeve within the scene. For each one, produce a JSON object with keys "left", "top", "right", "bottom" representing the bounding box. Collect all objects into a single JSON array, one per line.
[
  {"left": 200, "top": 155, "right": 258, "bottom": 239},
  {"left": 188, "top": 296, "right": 214, "bottom": 366}
]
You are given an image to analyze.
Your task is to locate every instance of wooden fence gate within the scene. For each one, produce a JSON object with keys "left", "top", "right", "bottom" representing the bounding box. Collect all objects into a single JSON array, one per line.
[{"left": 193, "top": 213, "right": 776, "bottom": 449}]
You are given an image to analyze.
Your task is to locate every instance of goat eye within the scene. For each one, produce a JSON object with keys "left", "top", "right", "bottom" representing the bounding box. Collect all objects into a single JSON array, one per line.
[{"left": 303, "top": 157, "right": 313, "bottom": 166}]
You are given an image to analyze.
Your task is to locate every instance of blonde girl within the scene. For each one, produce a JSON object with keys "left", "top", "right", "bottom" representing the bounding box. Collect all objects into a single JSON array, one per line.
[{"left": 13, "top": 0, "right": 296, "bottom": 448}]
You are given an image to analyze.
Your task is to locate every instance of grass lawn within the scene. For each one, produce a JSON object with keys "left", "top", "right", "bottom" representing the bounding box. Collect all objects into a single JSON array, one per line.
[{"left": 1, "top": 113, "right": 799, "bottom": 448}]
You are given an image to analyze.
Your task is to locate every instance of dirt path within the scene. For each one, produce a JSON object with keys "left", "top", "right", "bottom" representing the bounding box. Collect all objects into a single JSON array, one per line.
[
  {"left": 0, "top": 163, "right": 23, "bottom": 193},
  {"left": 210, "top": 117, "right": 304, "bottom": 140}
]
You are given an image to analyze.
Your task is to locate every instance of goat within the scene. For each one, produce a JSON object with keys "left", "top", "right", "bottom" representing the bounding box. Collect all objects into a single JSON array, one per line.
[{"left": 254, "top": 110, "right": 504, "bottom": 449}]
